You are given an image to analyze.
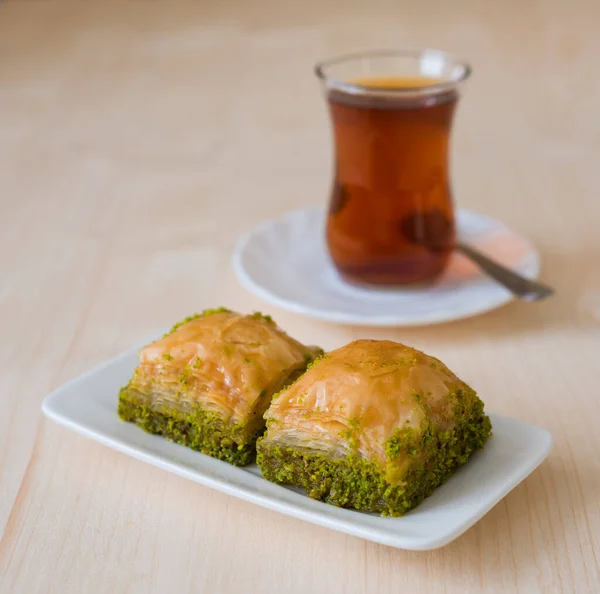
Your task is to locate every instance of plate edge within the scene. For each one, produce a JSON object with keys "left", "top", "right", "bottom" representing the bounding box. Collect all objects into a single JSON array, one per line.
[{"left": 42, "top": 380, "right": 554, "bottom": 551}]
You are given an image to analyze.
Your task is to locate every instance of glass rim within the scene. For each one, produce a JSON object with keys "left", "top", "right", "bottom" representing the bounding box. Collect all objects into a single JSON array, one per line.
[{"left": 314, "top": 49, "right": 471, "bottom": 95}]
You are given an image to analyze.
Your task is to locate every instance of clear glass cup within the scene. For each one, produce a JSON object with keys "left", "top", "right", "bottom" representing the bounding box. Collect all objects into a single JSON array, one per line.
[{"left": 315, "top": 50, "right": 471, "bottom": 286}]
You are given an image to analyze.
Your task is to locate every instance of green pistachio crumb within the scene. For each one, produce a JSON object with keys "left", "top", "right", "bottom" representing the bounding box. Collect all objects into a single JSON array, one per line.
[
  {"left": 179, "top": 365, "right": 193, "bottom": 385},
  {"left": 306, "top": 353, "right": 328, "bottom": 371},
  {"left": 250, "top": 311, "right": 275, "bottom": 324},
  {"left": 118, "top": 387, "right": 259, "bottom": 466},
  {"left": 348, "top": 417, "right": 361, "bottom": 429},
  {"left": 201, "top": 306, "right": 232, "bottom": 317},
  {"left": 167, "top": 307, "right": 231, "bottom": 335},
  {"left": 411, "top": 390, "right": 423, "bottom": 404}
]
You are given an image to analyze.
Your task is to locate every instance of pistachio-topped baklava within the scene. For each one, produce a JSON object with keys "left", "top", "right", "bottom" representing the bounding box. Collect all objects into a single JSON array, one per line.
[
  {"left": 118, "top": 308, "right": 321, "bottom": 466},
  {"left": 257, "top": 339, "right": 492, "bottom": 515}
]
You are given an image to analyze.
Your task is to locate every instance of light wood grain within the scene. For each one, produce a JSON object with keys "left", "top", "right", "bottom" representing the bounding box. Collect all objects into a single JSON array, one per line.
[{"left": 1, "top": 0, "right": 599, "bottom": 592}]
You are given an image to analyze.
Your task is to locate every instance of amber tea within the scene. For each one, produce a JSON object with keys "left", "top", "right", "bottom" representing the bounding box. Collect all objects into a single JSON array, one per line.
[{"left": 316, "top": 52, "right": 470, "bottom": 286}]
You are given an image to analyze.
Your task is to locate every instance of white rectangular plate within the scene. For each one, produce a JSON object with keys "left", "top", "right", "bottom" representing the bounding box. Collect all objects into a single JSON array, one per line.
[{"left": 42, "top": 344, "right": 553, "bottom": 551}]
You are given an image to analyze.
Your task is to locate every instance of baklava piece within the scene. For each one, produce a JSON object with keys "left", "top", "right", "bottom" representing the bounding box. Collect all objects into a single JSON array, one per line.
[
  {"left": 257, "top": 339, "right": 491, "bottom": 515},
  {"left": 119, "top": 308, "right": 321, "bottom": 466}
]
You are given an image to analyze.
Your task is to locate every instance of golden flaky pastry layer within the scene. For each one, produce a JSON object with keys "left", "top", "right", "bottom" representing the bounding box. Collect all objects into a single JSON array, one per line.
[
  {"left": 263, "top": 339, "right": 477, "bottom": 464},
  {"left": 130, "top": 310, "right": 319, "bottom": 427}
]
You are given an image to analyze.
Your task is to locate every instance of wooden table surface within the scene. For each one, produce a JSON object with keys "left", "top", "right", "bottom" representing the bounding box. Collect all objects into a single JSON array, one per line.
[{"left": 1, "top": 0, "right": 599, "bottom": 592}]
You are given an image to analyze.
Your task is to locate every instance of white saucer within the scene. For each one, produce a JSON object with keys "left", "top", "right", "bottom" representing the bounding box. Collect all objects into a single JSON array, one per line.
[{"left": 232, "top": 208, "right": 541, "bottom": 327}]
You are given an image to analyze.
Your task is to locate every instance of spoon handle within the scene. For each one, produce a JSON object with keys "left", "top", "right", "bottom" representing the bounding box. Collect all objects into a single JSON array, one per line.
[{"left": 456, "top": 242, "right": 554, "bottom": 302}]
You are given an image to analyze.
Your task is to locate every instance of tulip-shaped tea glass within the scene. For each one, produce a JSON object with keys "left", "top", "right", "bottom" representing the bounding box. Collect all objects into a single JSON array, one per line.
[{"left": 315, "top": 50, "right": 471, "bottom": 285}]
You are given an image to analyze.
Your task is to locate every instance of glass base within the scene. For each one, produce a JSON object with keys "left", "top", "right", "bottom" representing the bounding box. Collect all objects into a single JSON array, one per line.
[{"left": 334, "top": 259, "right": 449, "bottom": 288}]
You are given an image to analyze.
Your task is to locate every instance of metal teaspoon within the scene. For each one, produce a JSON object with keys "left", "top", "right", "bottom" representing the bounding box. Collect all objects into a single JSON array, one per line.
[{"left": 456, "top": 242, "right": 554, "bottom": 302}]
